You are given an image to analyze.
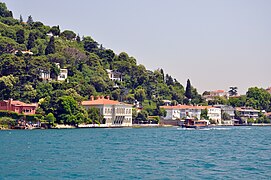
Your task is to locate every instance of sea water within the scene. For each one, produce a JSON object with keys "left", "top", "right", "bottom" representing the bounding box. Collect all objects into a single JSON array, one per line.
[{"left": 0, "top": 127, "right": 270, "bottom": 179}]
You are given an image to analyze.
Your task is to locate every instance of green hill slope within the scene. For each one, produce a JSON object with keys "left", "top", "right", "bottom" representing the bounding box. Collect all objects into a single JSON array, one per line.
[{"left": 0, "top": 2, "right": 203, "bottom": 124}]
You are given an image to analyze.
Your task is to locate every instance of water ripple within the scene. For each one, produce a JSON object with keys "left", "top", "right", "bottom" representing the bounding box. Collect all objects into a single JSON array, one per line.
[{"left": 0, "top": 127, "right": 271, "bottom": 179}]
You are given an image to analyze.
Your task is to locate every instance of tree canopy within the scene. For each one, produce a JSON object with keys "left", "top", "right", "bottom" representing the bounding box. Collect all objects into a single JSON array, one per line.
[{"left": 0, "top": 3, "right": 269, "bottom": 126}]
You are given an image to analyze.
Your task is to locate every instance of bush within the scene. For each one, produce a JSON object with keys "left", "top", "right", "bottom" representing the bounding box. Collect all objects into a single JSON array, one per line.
[
  {"left": 247, "top": 118, "right": 255, "bottom": 124},
  {"left": 0, "top": 116, "right": 16, "bottom": 126},
  {"left": 0, "top": 110, "right": 42, "bottom": 122},
  {"left": 0, "top": 110, "right": 19, "bottom": 119}
]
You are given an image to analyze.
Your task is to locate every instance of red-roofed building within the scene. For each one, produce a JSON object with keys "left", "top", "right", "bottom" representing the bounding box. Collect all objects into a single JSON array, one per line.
[
  {"left": 160, "top": 105, "right": 222, "bottom": 124},
  {"left": 81, "top": 95, "right": 132, "bottom": 127},
  {"left": 0, "top": 99, "right": 37, "bottom": 115},
  {"left": 202, "top": 89, "right": 229, "bottom": 101}
]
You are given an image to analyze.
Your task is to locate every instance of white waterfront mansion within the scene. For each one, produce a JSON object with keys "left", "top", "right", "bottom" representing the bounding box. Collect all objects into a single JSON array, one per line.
[
  {"left": 161, "top": 105, "right": 222, "bottom": 124},
  {"left": 81, "top": 96, "right": 132, "bottom": 127}
]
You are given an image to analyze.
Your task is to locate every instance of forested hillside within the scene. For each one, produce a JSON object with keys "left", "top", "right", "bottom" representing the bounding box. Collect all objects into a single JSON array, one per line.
[{"left": 0, "top": 2, "right": 204, "bottom": 124}]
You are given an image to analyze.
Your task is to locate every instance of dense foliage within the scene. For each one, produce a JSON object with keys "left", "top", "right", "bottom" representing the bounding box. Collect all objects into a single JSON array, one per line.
[
  {"left": 0, "top": 3, "right": 269, "bottom": 125},
  {"left": 0, "top": 3, "right": 200, "bottom": 124}
]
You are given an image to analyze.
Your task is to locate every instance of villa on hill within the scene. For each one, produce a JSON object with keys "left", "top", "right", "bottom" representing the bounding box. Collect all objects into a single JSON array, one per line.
[
  {"left": 106, "top": 69, "right": 122, "bottom": 88},
  {"left": 81, "top": 96, "right": 132, "bottom": 127},
  {"left": 14, "top": 50, "right": 34, "bottom": 55},
  {"left": 0, "top": 99, "right": 37, "bottom": 115},
  {"left": 202, "top": 90, "right": 229, "bottom": 101},
  {"left": 39, "top": 63, "right": 68, "bottom": 82}
]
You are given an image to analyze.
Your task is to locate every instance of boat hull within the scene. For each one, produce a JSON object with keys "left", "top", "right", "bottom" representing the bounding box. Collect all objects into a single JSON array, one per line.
[{"left": 181, "top": 125, "right": 209, "bottom": 129}]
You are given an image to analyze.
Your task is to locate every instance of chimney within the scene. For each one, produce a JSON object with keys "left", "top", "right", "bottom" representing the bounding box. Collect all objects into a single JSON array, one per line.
[
  {"left": 8, "top": 98, "right": 13, "bottom": 111},
  {"left": 90, "top": 95, "right": 94, "bottom": 101},
  {"left": 106, "top": 96, "right": 110, "bottom": 100}
]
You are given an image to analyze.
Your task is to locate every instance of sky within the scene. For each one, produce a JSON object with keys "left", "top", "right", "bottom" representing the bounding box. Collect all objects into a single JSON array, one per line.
[{"left": 2, "top": 0, "right": 271, "bottom": 94}]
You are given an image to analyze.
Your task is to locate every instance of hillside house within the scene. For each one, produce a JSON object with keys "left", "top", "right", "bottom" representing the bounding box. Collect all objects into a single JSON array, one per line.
[{"left": 203, "top": 90, "right": 229, "bottom": 101}]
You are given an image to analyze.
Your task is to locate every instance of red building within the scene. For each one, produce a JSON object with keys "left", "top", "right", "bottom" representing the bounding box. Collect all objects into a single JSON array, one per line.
[{"left": 0, "top": 99, "right": 37, "bottom": 115}]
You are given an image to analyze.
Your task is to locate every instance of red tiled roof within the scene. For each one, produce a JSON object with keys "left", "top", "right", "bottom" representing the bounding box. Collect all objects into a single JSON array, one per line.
[
  {"left": 81, "top": 99, "right": 132, "bottom": 106},
  {"left": 3, "top": 100, "right": 37, "bottom": 107},
  {"left": 214, "top": 90, "right": 225, "bottom": 93},
  {"left": 235, "top": 107, "right": 260, "bottom": 112},
  {"left": 160, "top": 105, "right": 213, "bottom": 110}
]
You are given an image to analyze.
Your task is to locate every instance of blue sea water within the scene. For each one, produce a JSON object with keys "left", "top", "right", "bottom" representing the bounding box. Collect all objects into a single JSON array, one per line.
[{"left": 0, "top": 127, "right": 271, "bottom": 180}]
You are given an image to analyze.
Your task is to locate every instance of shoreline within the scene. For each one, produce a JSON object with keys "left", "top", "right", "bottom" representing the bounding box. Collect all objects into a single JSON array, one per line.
[{"left": 2, "top": 123, "right": 271, "bottom": 130}]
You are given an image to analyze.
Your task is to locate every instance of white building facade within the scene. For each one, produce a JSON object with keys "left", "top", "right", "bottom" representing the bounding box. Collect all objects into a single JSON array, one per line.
[
  {"left": 236, "top": 107, "right": 259, "bottom": 120},
  {"left": 56, "top": 63, "right": 68, "bottom": 81},
  {"left": 207, "top": 107, "right": 222, "bottom": 124},
  {"left": 161, "top": 105, "right": 222, "bottom": 124},
  {"left": 106, "top": 69, "right": 122, "bottom": 81},
  {"left": 161, "top": 105, "right": 203, "bottom": 120},
  {"left": 161, "top": 106, "right": 181, "bottom": 120},
  {"left": 81, "top": 96, "right": 132, "bottom": 127}
]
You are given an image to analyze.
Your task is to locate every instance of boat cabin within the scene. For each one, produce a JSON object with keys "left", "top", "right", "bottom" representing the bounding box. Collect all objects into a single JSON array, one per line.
[{"left": 183, "top": 118, "right": 209, "bottom": 128}]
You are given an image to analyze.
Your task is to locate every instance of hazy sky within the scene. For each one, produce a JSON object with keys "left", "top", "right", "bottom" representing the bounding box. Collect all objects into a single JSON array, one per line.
[{"left": 3, "top": 0, "right": 271, "bottom": 94}]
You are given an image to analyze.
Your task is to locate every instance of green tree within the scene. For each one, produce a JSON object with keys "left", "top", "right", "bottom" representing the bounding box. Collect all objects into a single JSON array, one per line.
[
  {"left": 27, "top": 15, "right": 33, "bottom": 25},
  {"left": 76, "top": 34, "right": 81, "bottom": 43},
  {"left": 200, "top": 108, "right": 209, "bottom": 120},
  {"left": 247, "top": 118, "right": 254, "bottom": 124},
  {"left": 222, "top": 112, "right": 231, "bottom": 120},
  {"left": 229, "top": 86, "right": 238, "bottom": 96},
  {"left": 0, "top": 2, "right": 13, "bottom": 17},
  {"left": 16, "top": 29, "right": 25, "bottom": 44},
  {"left": 60, "top": 30, "right": 76, "bottom": 40},
  {"left": 27, "top": 32, "right": 36, "bottom": 50},
  {"left": 185, "top": 79, "right": 192, "bottom": 100},
  {"left": 234, "top": 110, "right": 243, "bottom": 124},
  {"left": 45, "top": 113, "right": 56, "bottom": 126},
  {"left": 0, "top": 54, "right": 26, "bottom": 76},
  {"left": 56, "top": 95, "right": 83, "bottom": 125},
  {"left": 36, "top": 82, "right": 53, "bottom": 100},
  {"left": 165, "top": 74, "right": 174, "bottom": 86},
  {"left": 136, "top": 110, "right": 148, "bottom": 121},
  {"left": 0, "top": 75, "right": 18, "bottom": 100},
  {"left": 229, "top": 95, "right": 246, "bottom": 107},
  {"left": 208, "top": 96, "right": 228, "bottom": 105},
  {"left": 135, "top": 88, "right": 146, "bottom": 102},
  {"left": 19, "top": 14, "right": 23, "bottom": 23},
  {"left": 246, "top": 87, "right": 271, "bottom": 111},
  {"left": 83, "top": 36, "right": 98, "bottom": 52},
  {"left": 0, "top": 117, "right": 15, "bottom": 128},
  {"left": 21, "top": 84, "right": 37, "bottom": 103},
  {"left": 49, "top": 25, "right": 60, "bottom": 36},
  {"left": 87, "top": 107, "right": 104, "bottom": 124},
  {"left": 45, "top": 36, "right": 55, "bottom": 55}
]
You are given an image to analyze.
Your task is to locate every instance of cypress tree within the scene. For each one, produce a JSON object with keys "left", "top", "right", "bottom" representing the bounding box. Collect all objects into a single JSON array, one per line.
[
  {"left": 16, "top": 29, "right": 25, "bottom": 44},
  {"left": 27, "top": 15, "right": 33, "bottom": 25},
  {"left": 160, "top": 68, "right": 164, "bottom": 82},
  {"left": 27, "top": 32, "right": 35, "bottom": 50},
  {"left": 49, "top": 25, "right": 60, "bottom": 36},
  {"left": 45, "top": 36, "right": 55, "bottom": 55},
  {"left": 76, "top": 34, "right": 81, "bottom": 43},
  {"left": 19, "top": 14, "right": 23, "bottom": 23},
  {"left": 185, "top": 79, "right": 192, "bottom": 99}
]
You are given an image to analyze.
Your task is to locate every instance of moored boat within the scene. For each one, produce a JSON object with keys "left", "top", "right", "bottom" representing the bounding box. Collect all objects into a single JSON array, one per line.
[{"left": 182, "top": 118, "right": 209, "bottom": 129}]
